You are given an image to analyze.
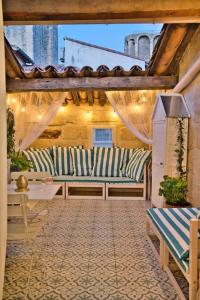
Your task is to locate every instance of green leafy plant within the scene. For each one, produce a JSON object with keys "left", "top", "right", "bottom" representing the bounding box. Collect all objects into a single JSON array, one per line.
[
  {"left": 159, "top": 175, "right": 189, "bottom": 206},
  {"left": 10, "top": 151, "right": 32, "bottom": 172},
  {"left": 7, "top": 108, "right": 15, "bottom": 158},
  {"left": 175, "top": 118, "right": 186, "bottom": 177},
  {"left": 159, "top": 118, "right": 190, "bottom": 206}
]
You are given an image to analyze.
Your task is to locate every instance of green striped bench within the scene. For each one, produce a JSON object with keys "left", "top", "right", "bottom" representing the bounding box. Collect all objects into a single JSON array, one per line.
[{"left": 146, "top": 207, "right": 200, "bottom": 300}]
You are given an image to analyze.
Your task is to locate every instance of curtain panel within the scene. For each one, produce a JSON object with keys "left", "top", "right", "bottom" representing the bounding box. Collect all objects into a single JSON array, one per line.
[
  {"left": 106, "top": 90, "right": 155, "bottom": 145},
  {"left": 7, "top": 92, "right": 66, "bottom": 150}
]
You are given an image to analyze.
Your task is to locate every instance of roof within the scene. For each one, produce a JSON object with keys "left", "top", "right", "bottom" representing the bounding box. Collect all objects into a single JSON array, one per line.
[
  {"left": 11, "top": 45, "right": 34, "bottom": 66},
  {"left": 64, "top": 37, "right": 146, "bottom": 62}
]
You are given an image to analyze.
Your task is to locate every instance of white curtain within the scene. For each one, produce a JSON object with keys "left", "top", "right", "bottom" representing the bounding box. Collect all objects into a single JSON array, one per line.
[
  {"left": 106, "top": 90, "right": 155, "bottom": 145},
  {"left": 7, "top": 92, "right": 66, "bottom": 150}
]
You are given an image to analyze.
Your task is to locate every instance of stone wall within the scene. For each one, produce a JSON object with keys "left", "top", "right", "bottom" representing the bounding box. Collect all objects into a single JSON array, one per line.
[
  {"left": 31, "top": 103, "right": 147, "bottom": 150},
  {"left": 179, "top": 27, "right": 200, "bottom": 206}
]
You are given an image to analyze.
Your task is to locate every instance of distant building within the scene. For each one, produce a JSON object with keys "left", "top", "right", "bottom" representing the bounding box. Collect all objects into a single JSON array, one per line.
[
  {"left": 60, "top": 37, "right": 146, "bottom": 70},
  {"left": 124, "top": 33, "right": 160, "bottom": 62},
  {"left": 4, "top": 25, "right": 58, "bottom": 65}
]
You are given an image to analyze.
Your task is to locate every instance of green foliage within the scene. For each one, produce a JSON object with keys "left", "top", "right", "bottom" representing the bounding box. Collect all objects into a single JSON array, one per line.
[
  {"left": 159, "top": 175, "right": 189, "bottom": 206},
  {"left": 10, "top": 151, "right": 32, "bottom": 172},
  {"left": 7, "top": 108, "right": 15, "bottom": 158},
  {"left": 175, "top": 118, "right": 186, "bottom": 177}
]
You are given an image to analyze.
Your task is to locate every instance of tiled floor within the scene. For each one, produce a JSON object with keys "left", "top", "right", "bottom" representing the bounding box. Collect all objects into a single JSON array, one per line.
[{"left": 3, "top": 199, "right": 186, "bottom": 300}]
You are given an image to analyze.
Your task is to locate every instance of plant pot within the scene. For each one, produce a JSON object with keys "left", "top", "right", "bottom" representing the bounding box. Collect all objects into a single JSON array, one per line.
[{"left": 164, "top": 202, "right": 191, "bottom": 208}]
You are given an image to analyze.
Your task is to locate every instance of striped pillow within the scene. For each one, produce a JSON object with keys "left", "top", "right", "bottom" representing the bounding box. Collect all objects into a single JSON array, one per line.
[
  {"left": 50, "top": 146, "right": 73, "bottom": 175},
  {"left": 121, "top": 148, "right": 143, "bottom": 176},
  {"left": 70, "top": 148, "right": 94, "bottom": 176},
  {"left": 92, "top": 147, "right": 124, "bottom": 177},
  {"left": 23, "top": 149, "right": 56, "bottom": 176},
  {"left": 126, "top": 149, "right": 151, "bottom": 182}
]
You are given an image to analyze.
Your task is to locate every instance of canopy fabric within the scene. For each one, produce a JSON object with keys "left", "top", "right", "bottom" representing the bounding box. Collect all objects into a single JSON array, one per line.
[
  {"left": 106, "top": 90, "right": 155, "bottom": 145},
  {"left": 7, "top": 92, "right": 66, "bottom": 150}
]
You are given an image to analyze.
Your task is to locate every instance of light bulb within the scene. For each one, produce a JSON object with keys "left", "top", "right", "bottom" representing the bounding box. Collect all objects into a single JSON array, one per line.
[
  {"left": 59, "top": 106, "right": 65, "bottom": 112},
  {"left": 21, "top": 107, "right": 25, "bottom": 112},
  {"left": 12, "top": 98, "right": 16, "bottom": 104},
  {"left": 38, "top": 114, "right": 42, "bottom": 120}
]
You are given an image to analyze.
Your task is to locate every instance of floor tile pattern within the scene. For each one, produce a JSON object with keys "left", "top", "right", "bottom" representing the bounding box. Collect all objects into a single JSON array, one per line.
[{"left": 3, "top": 199, "right": 186, "bottom": 299}]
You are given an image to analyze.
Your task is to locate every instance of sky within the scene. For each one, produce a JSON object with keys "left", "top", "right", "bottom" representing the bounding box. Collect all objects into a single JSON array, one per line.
[{"left": 58, "top": 24, "right": 163, "bottom": 52}]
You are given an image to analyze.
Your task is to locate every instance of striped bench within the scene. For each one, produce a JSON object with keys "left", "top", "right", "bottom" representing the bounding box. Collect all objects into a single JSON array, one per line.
[{"left": 146, "top": 207, "right": 200, "bottom": 300}]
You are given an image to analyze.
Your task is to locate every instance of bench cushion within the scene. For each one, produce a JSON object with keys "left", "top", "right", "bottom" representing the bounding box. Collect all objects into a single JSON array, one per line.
[
  {"left": 70, "top": 148, "right": 94, "bottom": 176},
  {"left": 92, "top": 147, "right": 124, "bottom": 177},
  {"left": 53, "top": 175, "right": 140, "bottom": 184},
  {"left": 23, "top": 149, "right": 56, "bottom": 176},
  {"left": 147, "top": 207, "right": 200, "bottom": 271},
  {"left": 50, "top": 146, "right": 83, "bottom": 176},
  {"left": 121, "top": 148, "right": 143, "bottom": 176},
  {"left": 126, "top": 149, "right": 151, "bottom": 182}
]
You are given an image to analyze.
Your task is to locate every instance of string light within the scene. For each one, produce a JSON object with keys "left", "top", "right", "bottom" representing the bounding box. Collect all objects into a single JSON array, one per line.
[{"left": 59, "top": 106, "right": 65, "bottom": 112}]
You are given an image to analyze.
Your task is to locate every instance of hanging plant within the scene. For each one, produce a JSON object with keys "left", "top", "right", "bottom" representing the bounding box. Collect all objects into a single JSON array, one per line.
[
  {"left": 159, "top": 117, "right": 189, "bottom": 207},
  {"left": 175, "top": 118, "right": 186, "bottom": 178},
  {"left": 7, "top": 108, "right": 15, "bottom": 158}
]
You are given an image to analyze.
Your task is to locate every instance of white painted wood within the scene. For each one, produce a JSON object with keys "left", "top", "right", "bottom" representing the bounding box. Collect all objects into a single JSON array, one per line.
[
  {"left": 0, "top": 1, "right": 7, "bottom": 297},
  {"left": 66, "top": 182, "right": 105, "bottom": 200},
  {"left": 8, "top": 182, "right": 61, "bottom": 201},
  {"left": 106, "top": 182, "right": 145, "bottom": 201},
  {"left": 147, "top": 214, "right": 200, "bottom": 300},
  {"left": 152, "top": 93, "right": 189, "bottom": 207},
  {"left": 7, "top": 193, "right": 47, "bottom": 241}
]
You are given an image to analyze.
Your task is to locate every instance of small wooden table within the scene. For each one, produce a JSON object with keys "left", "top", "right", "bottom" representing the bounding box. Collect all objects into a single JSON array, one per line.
[{"left": 8, "top": 182, "right": 61, "bottom": 201}]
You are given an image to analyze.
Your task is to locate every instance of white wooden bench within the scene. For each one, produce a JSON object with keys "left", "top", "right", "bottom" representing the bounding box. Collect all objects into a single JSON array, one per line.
[{"left": 146, "top": 207, "right": 200, "bottom": 300}]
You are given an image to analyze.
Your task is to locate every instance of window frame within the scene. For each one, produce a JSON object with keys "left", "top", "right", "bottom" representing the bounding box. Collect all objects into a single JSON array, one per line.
[{"left": 88, "top": 125, "right": 116, "bottom": 148}]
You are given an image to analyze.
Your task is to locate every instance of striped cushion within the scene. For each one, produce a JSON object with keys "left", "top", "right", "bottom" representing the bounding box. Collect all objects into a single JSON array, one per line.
[
  {"left": 50, "top": 146, "right": 73, "bottom": 175},
  {"left": 23, "top": 149, "right": 56, "bottom": 176},
  {"left": 70, "top": 148, "right": 93, "bottom": 176},
  {"left": 92, "top": 147, "right": 124, "bottom": 177},
  {"left": 49, "top": 146, "right": 83, "bottom": 176},
  {"left": 147, "top": 207, "right": 200, "bottom": 270},
  {"left": 121, "top": 148, "right": 143, "bottom": 176},
  {"left": 126, "top": 149, "right": 151, "bottom": 182}
]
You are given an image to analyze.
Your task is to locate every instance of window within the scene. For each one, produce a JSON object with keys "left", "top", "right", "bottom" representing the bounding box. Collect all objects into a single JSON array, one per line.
[{"left": 93, "top": 128, "right": 113, "bottom": 147}]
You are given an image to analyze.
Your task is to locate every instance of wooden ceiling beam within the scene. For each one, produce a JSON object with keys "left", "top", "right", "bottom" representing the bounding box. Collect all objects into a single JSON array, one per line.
[
  {"left": 147, "top": 24, "right": 199, "bottom": 75},
  {"left": 99, "top": 92, "right": 107, "bottom": 106},
  {"left": 72, "top": 91, "right": 80, "bottom": 106},
  {"left": 6, "top": 76, "right": 178, "bottom": 93},
  {"left": 87, "top": 91, "right": 94, "bottom": 106},
  {"left": 3, "top": 0, "right": 200, "bottom": 24}
]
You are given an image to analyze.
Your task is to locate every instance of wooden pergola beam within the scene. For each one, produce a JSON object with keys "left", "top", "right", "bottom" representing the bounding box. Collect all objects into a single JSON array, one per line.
[
  {"left": 72, "top": 91, "right": 80, "bottom": 106},
  {"left": 3, "top": 0, "right": 200, "bottom": 24},
  {"left": 6, "top": 76, "right": 178, "bottom": 93},
  {"left": 147, "top": 24, "right": 199, "bottom": 75}
]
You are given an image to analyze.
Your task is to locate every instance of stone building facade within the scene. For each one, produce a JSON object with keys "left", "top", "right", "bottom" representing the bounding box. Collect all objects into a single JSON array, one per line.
[
  {"left": 4, "top": 25, "right": 58, "bottom": 65},
  {"left": 60, "top": 37, "right": 145, "bottom": 70},
  {"left": 124, "top": 33, "right": 160, "bottom": 62}
]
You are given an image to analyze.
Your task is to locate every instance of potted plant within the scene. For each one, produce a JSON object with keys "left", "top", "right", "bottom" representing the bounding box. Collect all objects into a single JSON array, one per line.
[
  {"left": 159, "top": 175, "right": 190, "bottom": 207},
  {"left": 7, "top": 109, "right": 32, "bottom": 180},
  {"left": 10, "top": 151, "right": 32, "bottom": 172},
  {"left": 159, "top": 118, "right": 190, "bottom": 207}
]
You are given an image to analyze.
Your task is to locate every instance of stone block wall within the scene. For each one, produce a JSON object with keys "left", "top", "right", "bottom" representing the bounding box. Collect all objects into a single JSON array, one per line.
[
  {"left": 31, "top": 103, "right": 147, "bottom": 150},
  {"left": 179, "top": 27, "right": 200, "bottom": 206}
]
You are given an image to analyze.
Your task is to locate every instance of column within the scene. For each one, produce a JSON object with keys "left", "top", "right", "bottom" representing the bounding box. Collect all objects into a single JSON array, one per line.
[{"left": 0, "top": 1, "right": 7, "bottom": 299}]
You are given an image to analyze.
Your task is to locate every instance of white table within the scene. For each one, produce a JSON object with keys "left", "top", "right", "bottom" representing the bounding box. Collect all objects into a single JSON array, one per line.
[{"left": 8, "top": 182, "right": 61, "bottom": 201}]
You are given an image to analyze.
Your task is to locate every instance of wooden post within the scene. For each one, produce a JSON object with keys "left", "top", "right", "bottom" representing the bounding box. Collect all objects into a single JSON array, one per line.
[
  {"left": 189, "top": 219, "right": 199, "bottom": 300},
  {"left": 0, "top": 1, "right": 7, "bottom": 299}
]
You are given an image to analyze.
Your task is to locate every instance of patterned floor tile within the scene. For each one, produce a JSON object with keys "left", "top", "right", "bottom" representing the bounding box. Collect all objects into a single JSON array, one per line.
[{"left": 3, "top": 199, "right": 188, "bottom": 300}]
